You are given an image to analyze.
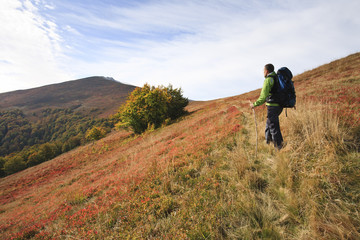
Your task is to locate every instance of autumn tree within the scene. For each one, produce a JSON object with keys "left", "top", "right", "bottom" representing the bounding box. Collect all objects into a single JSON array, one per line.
[
  {"left": 0, "top": 157, "right": 6, "bottom": 177},
  {"left": 118, "top": 84, "right": 188, "bottom": 134},
  {"left": 86, "top": 126, "right": 107, "bottom": 141},
  {"left": 4, "top": 156, "right": 26, "bottom": 175}
]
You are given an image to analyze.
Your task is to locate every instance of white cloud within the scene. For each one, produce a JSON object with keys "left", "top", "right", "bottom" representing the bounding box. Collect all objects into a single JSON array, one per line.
[
  {"left": 0, "top": 0, "right": 71, "bottom": 93},
  {"left": 63, "top": 25, "right": 81, "bottom": 37},
  {"left": 62, "top": 0, "right": 359, "bottom": 100}
]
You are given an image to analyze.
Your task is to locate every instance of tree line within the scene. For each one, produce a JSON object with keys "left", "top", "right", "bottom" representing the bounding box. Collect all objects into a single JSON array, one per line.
[{"left": 0, "top": 108, "right": 112, "bottom": 177}]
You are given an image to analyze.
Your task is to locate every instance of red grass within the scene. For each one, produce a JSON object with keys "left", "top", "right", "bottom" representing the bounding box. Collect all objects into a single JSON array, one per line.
[{"left": 0, "top": 95, "right": 247, "bottom": 238}]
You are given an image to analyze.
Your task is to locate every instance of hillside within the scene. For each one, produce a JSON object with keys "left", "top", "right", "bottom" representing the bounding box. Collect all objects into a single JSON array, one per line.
[
  {"left": 0, "top": 77, "right": 136, "bottom": 176},
  {"left": 0, "top": 76, "right": 136, "bottom": 118},
  {"left": 0, "top": 53, "right": 359, "bottom": 239}
]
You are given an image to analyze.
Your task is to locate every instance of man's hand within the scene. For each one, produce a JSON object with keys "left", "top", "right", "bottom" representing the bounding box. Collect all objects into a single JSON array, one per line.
[{"left": 249, "top": 101, "right": 255, "bottom": 109}]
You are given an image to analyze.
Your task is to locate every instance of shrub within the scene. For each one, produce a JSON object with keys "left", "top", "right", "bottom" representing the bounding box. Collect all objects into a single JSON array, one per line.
[
  {"left": 27, "top": 152, "right": 45, "bottom": 167},
  {"left": 118, "top": 84, "right": 188, "bottom": 134},
  {"left": 86, "top": 126, "right": 107, "bottom": 141},
  {"left": 4, "top": 156, "right": 26, "bottom": 175},
  {"left": 0, "top": 157, "right": 6, "bottom": 177}
]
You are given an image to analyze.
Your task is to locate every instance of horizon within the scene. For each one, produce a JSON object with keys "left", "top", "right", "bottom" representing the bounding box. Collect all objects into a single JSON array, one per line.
[{"left": 1, "top": 0, "right": 360, "bottom": 100}]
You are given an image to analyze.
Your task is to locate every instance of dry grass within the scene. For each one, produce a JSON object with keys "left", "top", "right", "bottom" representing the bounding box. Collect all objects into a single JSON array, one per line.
[
  {"left": 237, "top": 101, "right": 359, "bottom": 239},
  {"left": 193, "top": 99, "right": 360, "bottom": 240}
]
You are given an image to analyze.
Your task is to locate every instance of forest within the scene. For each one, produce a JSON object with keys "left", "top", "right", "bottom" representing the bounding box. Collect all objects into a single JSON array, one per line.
[{"left": 0, "top": 108, "right": 112, "bottom": 177}]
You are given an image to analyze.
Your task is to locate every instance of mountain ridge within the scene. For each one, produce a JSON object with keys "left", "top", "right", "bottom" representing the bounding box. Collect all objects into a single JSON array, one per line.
[{"left": 0, "top": 76, "right": 137, "bottom": 118}]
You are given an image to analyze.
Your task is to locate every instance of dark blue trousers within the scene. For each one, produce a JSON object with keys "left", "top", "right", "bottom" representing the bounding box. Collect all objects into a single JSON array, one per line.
[{"left": 265, "top": 106, "right": 283, "bottom": 149}]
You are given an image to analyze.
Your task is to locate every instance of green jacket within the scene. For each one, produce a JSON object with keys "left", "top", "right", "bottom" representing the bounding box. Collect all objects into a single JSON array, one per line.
[{"left": 253, "top": 72, "right": 280, "bottom": 107}]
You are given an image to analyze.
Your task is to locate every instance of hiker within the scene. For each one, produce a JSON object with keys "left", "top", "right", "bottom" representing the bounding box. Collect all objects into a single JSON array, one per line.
[{"left": 250, "top": 64, "right": 285, "bottom": 150}]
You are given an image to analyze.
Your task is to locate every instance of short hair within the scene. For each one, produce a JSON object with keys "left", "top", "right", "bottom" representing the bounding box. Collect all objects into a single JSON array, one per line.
[{"left": 265, "top": 64, "right": 274, "bottom": 73}]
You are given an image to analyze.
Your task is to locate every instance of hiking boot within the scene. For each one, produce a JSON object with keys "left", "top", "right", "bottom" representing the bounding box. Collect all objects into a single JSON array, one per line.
[{"left": 276, "top": 142, "right": 287, "bottom": 150}]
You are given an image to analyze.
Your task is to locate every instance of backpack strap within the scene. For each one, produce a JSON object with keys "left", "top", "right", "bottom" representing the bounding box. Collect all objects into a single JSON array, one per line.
[{"left": 268, "top": 74, "right": 278, "bottom": 94}]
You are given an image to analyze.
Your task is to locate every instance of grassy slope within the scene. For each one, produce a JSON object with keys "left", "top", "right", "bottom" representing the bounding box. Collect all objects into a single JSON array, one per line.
[{"left": 0, "top": 53, "right": 359, "bottom": 239}]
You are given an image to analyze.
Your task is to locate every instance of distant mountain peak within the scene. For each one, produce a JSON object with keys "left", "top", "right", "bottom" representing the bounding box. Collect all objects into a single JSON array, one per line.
[
  {"left": 104, "top": 76, "right": 116, "bottom": 82},
  {"left": 0, "top": 76, "right": 137, "bottom": 118},
  {"left": 74, "top": 76, "right": 122, "bottom": 84}
]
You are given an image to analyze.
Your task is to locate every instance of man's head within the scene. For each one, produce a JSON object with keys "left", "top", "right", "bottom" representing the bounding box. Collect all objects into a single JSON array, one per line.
[{"left": 264, "top": 63, "right": 274, "bottom": 77}]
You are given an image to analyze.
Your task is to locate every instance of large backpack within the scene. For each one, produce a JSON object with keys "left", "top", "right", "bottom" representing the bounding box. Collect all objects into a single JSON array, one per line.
[{"left": 272, "top": 67, "right": 296, "bottom": 108}]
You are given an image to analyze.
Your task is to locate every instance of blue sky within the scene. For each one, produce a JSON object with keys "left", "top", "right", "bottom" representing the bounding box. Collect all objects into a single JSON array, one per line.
[{"left": 1, "top": 0, "right": 359, "bottom": 100}]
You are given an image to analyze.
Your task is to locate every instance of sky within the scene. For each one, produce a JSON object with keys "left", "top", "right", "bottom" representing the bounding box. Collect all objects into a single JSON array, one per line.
[{"left": 1, "top": 0, "right": 359, "bottom": 100}]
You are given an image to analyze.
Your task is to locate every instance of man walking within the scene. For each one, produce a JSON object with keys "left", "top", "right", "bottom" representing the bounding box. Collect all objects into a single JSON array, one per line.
[{"left": 251, "top": 64, "right": 285, "bottom": 150}]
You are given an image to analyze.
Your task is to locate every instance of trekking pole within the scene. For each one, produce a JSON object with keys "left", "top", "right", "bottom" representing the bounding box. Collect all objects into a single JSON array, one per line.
[{"left": 249, "top": 101, "right": 258, "bottom": 158}]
